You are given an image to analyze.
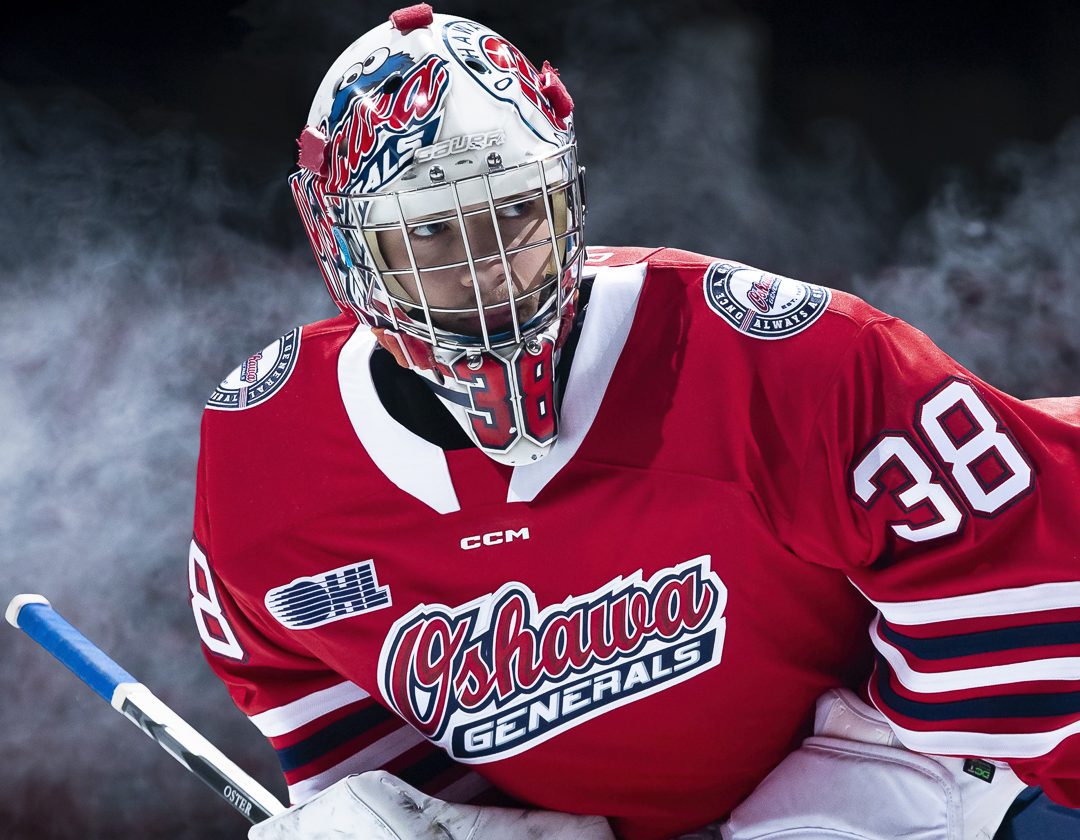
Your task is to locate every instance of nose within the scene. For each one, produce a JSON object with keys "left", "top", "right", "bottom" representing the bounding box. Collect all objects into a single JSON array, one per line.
[
  {"left": 456, "top": 214, "right": 513, "bottom": 295},
  {"left": 458, "top": 259, "right": 510, "bottom": 299}
]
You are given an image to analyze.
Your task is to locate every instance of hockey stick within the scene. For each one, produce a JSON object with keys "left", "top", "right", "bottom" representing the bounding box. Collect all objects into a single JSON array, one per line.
[{"left": 5, "top": 593, "right": 286, "bottom": 824}]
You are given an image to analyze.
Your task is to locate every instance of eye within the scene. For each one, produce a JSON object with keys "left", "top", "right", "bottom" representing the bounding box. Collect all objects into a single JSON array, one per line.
[
  {"left": 362, "top": 47, "right": 391, "bottom": 75},
  {"left": 496, "top": 199, "right": 536, "bottom": 219},
  {"left": 337, "top": 48, "right": 391, "bottom": 90},
  {"left": 338, "top": 63, "right": 364, "bottom": 91},
  {"left": 411, "top": 221, "right": 450, "bottom": 239}
]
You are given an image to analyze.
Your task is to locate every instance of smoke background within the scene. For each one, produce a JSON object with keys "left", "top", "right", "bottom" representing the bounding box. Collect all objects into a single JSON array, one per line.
[{"left": 2, "top": 0, "right": 1078, "bottom": 836}]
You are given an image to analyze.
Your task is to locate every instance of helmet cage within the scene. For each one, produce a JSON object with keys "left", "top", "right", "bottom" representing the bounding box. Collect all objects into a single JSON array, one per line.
[{"left": 326, "top": 142, "right": 585, "bottom": 353}]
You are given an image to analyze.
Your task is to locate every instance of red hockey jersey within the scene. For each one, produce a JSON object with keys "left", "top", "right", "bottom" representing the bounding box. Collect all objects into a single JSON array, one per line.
[{"left": 190, "top": 246, "right": 1080, "bottom": 839}]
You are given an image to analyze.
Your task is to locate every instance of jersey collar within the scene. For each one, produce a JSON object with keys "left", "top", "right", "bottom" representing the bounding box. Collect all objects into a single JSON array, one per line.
[{"left": 336, "top": 262, "right": 647, "bottom": 512}]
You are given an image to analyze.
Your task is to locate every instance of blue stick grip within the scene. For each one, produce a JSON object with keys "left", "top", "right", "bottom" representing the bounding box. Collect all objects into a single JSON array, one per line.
[{"left": 15, "top": 602, "right": 138, "bottom": 702}]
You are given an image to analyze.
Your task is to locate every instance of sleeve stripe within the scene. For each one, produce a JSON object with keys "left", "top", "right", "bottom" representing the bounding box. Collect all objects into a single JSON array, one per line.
[
  {"left": 874, "top": 652, "right": 1080, "bottom": 720},
  {"left": 869, "top": 669, "right": 1080, "bottom": 759},
  {"left": 879, "top": 617, "right": 1080, "bottom": 660},
  {"left": 249, "top": 681, "right": 370, "bottom": 737},
  {"left": 286, "top": 723, "right": 428, "bottom": 804},
  {"left": 872, "top": 616, "right": 1080, "bottom": 693},
  {"left": 859, "top": 581, "right": 1080, "bottom": 624},
  {"left": 275, "top": 703, "right": 395, "bottom": 772}
]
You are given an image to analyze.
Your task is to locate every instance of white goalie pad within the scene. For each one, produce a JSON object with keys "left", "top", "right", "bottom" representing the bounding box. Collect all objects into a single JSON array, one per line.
[{"left": 720, "top": 688, "right": 1028, "bottom": 840}]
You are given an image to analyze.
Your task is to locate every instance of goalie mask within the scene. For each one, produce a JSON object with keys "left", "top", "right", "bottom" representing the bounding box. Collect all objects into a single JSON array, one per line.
[{"left": 290, "top": 4, "right": 586, "bottom": 465}]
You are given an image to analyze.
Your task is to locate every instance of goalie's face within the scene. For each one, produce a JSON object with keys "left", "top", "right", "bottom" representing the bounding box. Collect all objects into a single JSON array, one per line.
[{"left": 375, "top": 195, "right": 555, "bottom": 338}]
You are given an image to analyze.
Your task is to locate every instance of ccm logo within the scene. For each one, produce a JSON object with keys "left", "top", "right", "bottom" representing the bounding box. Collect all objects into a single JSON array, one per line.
[{"left": 460, "top": 528, "right": 530, "bottom": 551}]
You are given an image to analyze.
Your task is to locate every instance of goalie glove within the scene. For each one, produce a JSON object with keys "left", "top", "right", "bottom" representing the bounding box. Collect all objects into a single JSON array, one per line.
[{"left": 248, "top": 770, "right": 616, "bottom": 840}]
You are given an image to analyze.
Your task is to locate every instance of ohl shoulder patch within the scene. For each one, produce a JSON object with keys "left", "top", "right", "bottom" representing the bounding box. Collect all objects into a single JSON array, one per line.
[
  {"left": 266, "top": 560, "right": 392, "bottom": 630},
  {"left": 704, "top": 262, "right": 830, "bottom": 340},
  {"left": 207, "top": 327, "right": 301, "bottom": 411}
]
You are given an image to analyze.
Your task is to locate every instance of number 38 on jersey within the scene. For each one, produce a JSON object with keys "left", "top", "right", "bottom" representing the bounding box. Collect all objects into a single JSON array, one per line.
[{"left": 851, "top": 377, "right": 1035, "bottom": 543}]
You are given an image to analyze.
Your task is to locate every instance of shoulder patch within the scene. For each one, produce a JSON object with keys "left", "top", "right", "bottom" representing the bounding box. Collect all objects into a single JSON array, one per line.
[
  {"left": 703, "top": 262, "right": 830, "bottom": 340},
  {"left": 265, "top": 561, "right": 392, "bottom": 629},
  {"left": 207, "top": 327, "right": 301, "bottom": 411}
]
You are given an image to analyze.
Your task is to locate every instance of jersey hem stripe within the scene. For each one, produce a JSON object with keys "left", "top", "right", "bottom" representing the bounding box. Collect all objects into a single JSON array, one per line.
[
  {"left": 286, "top": 724, "right": 428, "bottom": 803},
  {"left": 249, "top": 681, "right": 370, "bottom": 737}
]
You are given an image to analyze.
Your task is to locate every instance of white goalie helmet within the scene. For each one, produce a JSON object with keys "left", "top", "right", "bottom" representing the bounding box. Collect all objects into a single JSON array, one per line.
[{"left": 290, "top": 4, "right": 586, "bottom": 465}]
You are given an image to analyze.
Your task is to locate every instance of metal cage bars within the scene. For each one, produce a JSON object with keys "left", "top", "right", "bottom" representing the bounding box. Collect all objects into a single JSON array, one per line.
[{"left": 329, "top": 145, "right": 584, "bottom": 352}]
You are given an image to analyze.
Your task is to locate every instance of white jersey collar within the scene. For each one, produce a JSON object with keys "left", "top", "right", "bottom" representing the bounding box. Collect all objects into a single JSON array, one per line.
[{"left": 337, "top": 262, "right": 647, "bottom": 512}]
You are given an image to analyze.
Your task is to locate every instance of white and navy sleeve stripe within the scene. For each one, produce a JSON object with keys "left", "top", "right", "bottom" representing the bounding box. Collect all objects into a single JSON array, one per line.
[
  {"left": 248, "top": 681, "right": 492, "bottom": 806},
  {"left": 861, "top": 582, "right": 1080, "bottom": 760},
  {"left": 249, "top": 681, "right": 371, "bottom": 738}
]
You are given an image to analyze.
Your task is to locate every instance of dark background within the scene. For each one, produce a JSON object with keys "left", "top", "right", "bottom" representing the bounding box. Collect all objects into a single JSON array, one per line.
[{"left": 3, "top": 1, "right": 1079, "bottom": 837}]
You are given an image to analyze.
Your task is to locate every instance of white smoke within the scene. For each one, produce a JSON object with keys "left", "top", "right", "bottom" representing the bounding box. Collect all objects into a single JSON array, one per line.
[
  {"left": 852, "top": 123, "right": 1080, "bottom": 396},
  {"left": 0, "top": 84, "right": 330, "bottom": 837},
  {"left": 1, "top": 2, "right": 1077, "bottom": 837}
]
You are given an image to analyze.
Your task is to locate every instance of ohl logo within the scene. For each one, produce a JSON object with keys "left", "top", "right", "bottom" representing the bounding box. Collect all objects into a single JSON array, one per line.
[
  {"left": 325, "top": 54, "right": 450, "bottom": 195},
  {"left": 265, "top": 561, "right": 391, "bottom": 630},
  {"left": 377, "top": 556, "right": 727, "bottom": 762}
]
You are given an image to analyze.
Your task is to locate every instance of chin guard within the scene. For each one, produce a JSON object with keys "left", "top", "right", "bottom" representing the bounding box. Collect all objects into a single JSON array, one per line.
[
  {"left": 372, "top": 290, "right": 579, "bottom": 465},
  {"left": 389, "top": 319, "right": 563, "bottom": 466}
]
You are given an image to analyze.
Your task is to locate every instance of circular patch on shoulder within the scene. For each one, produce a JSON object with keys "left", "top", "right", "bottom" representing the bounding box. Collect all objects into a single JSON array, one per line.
[
  {"left": 704, "top": 262, "right": 831, "bottom": 340},
  {"left": 207, "top": 327, "right": 301, "bottom": 411}
]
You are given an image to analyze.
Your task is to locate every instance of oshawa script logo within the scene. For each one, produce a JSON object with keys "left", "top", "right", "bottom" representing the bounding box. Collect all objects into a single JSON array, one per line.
[
  {"left": 288, "top": 53, "right": 449, "bottom": 311},
  {"left": 324, "top": 53, "right": 450, "bottom": 195},
  {"left": 378, "top": 555, "right": 726, "bottom": 762}
]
